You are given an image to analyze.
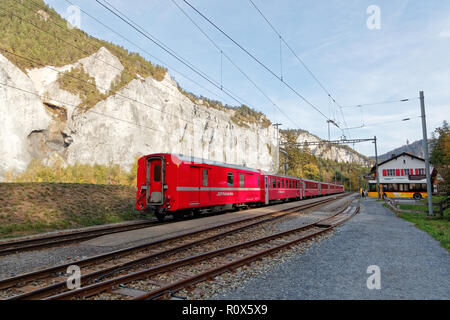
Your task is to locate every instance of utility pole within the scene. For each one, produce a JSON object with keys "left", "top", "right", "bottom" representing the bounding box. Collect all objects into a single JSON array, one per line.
[
  {"left": 420, "top": 91, "right": 434, "bottom": 216},
  {"left": 374, "top": 136, "right": 381, "bottom": 199},
  {"left": 273, "top": 123, "right": 282, "bottom": 173},
  {"left": 317, "top": 154, "right": 322, "bottom": 182},
  {"left": 327, "top": 120, "right": 331, "bottom": 141}
]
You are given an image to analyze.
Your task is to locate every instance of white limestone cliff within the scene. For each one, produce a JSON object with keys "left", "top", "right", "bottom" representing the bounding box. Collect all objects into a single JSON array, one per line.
[{"left": 0, "top": 48, "right": 278, "bottom": 178}]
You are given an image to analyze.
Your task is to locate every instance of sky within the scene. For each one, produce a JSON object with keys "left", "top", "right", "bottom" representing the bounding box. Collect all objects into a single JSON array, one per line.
[{"left": 44, "top": 0, "right": 450, "bottom": 157}]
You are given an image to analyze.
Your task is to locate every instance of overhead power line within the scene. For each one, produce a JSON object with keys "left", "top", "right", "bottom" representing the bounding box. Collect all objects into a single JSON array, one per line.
[
  {"left": 340, "top": 97, "right": 418, "bottom": 109},
  {"left": 341, "top": 116, "right": 421, "bottom": 130},
  {"left": 247, "top": 0, "right": 349, "bottom": 136},
  {"left": 24, "top": 0, "right": 237, "bottom": 108},
  {"left": 3, "top": 1, "right": 268, "bottom": 133},
  {"left": 170, "top": 0, "right": 301, "bottom": 129},
  {"left": 181, "top": 0, "right": 331, "bottom": 122},
  {"left": 0, "top": 82, "right": 162, "bottom": 133},
  {"left": 95, "top": 0, "right": 251, "bottom": 109}
]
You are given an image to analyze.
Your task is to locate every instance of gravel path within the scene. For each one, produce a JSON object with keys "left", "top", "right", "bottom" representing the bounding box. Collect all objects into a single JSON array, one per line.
[{"left": 211, "top": 198, "right": 450, "bottom": 300}]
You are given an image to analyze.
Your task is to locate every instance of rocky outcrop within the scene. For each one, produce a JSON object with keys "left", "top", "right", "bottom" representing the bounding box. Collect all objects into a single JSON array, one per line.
[
  {"left": 0, "top": 48, "right": 278, "bottom": 179},
  {"left": 293, "top": 130, "right": 372, "bottom": 166},
  {"left": 0, "top": 53, "right": 51, "bottom": 175}
]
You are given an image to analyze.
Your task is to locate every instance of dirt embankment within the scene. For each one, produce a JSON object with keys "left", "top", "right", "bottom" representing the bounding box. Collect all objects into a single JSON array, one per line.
[{"left": 0, "top": 183, "right": 139, "bottom": 239}]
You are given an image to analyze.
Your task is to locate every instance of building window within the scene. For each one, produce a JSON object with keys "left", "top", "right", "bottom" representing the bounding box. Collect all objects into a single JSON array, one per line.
[
  {"left": 202, "top": 169, "right": 208, "bottom": 186},
  {"left": 227, "top": 172, "right": 233, "bottom": 187},
  {"left": 386, "top": 169, "right": 395, "bottom": 176},
  {"left": 418, "top": 168, "right": 425, "bottom": 175},
  {"left": 239, "top": 174, "right": 245, "bottom": 187}
]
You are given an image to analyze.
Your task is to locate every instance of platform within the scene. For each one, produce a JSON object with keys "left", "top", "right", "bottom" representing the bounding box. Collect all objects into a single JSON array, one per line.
[{"left": 83, "top": 194, "right": 353, "bottom": 248}]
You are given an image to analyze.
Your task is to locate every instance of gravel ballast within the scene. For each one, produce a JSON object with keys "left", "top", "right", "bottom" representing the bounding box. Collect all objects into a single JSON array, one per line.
[{"left": 211, "top": 198, "right": 450, "bottom": 300}]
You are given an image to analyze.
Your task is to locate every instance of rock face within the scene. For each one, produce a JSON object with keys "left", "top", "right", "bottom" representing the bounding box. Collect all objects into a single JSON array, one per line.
[
  {"left": 0, "top": 54, "right": 51, "bottom": 174},
  {"left": 293, "top": 131, "right": 372, "bottom": 166},
  {"left": 0, "top": 48, "right": 278, "bottom": 179}
]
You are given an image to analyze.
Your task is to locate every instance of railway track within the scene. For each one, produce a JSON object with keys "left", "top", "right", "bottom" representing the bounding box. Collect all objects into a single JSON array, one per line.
[
  {"left": 0, "top": 194, "right": 353, "bottom": 300},
  {"left": 0, "top": 219, "right": 161, "bottom": 256},
  {"left": 0, "top": 194, "right": 348, "bottom": 256}
]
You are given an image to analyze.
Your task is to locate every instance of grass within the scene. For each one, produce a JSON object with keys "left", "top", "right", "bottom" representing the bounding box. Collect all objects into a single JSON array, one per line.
[
  {"left": 387, "top": 196, "right": 450, "bottom": 251},
  {"left": 0, "top": 182, "right": 141, "bottom": 239}
]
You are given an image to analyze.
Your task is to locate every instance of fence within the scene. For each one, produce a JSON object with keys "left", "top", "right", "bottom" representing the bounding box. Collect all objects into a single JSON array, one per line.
[{"left": 384, "top": 197, "right": 449, "bottom": 219}]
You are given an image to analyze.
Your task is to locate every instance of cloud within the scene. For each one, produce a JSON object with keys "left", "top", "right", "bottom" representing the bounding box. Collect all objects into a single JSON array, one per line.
[{"left": 438, "top": 31, "right": 450, "bottom": 38}]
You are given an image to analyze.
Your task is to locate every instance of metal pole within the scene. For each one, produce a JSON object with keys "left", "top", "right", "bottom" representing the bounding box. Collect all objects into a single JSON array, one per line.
[
  {"left": 374, "top": 135, "right": 381, "bottom": 199},
  {"left": 327, "top": 120, "right": 331, "bottom": 141},
  {"left": 317, "top": 155, "right": 322, "bottom": 181},
  {"left": 420, "top": 91, "right": 434, "bottom": 216},
  {"left": 273, "top": 123, "right": 281, "bottom": 173}
]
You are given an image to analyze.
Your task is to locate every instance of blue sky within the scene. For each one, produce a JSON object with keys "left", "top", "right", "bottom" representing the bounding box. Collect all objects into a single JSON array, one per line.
[{"left": 44, "top": 0, "right": 450, "bottom": 157}]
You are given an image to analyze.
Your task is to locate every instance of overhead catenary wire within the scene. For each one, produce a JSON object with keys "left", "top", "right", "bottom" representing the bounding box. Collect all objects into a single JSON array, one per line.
[
  {"left": 23, "top": 0, "right": 238, "bottom": 109},
  {"left": 95, "top": 0, "right": 253, "bottom": 109},
  {"left": 0, "top": 82, "right": 163, "bottom": 133},
  {"left": 2, "top": 2, "right": 270, "bottom": 133},
  {"left": 181, "top": 0, "right": 331, "bottom": 122},
  {"left": 340, "top": 97, "right": 418, "bottom": 109},
  {"left": 11, "top": 0, "right": 243, "bottom": 110},
  {"left": 170, "top": 0, "right": 301, "bottom": 130},
  {"left": 341, "top": 116, "right": 422, "bottom": 130},
  {"left": 248, "top": 0, "right": 348, "bottom": 134}
]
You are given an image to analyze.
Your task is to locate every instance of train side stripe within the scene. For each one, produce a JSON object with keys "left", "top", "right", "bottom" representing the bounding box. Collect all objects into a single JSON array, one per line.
[{"left": 176, "top": 187, "right": 261, "bottom": 191}]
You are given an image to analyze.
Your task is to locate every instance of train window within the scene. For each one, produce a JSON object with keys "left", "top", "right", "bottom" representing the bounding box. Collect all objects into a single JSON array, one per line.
[
  {"left": 239, "top": 174, "right": 245, "bottom": 187},
  {"left": 227, "top": 173, "right": 233, "bottom": 187},
  {"left": 282, "top": 179, "right": 284, "bottom": 188},
  {"left": 202, "top": 169, "right": 208, "bottom": 186},
  {"left": 154, "top": 165, "right": 161, "bottom": 182},
  {"left": 278, "top": 179, "right": 280, "bottom": 188},
  {"left": 273, "top": 178, "right": 276, "bottom": 188}
]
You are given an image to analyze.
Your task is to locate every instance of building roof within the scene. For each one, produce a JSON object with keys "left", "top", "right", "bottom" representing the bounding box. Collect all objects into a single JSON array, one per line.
[{"left": 369, "top": 152, "right": 427, "bottom": 173}]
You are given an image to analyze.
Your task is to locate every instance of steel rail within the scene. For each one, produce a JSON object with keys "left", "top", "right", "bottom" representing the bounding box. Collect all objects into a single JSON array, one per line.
[
  {"left": 4, "top": 195, "right": 349, "bottom": 299},
  {"left": 135, "top": 206, "right": 361, "bottom": 300},
  {"left": 0, "top": 220, "right": 162, "bottom": 256},
  {"left": 43, "top": 203, "right": 357, "bottom": 300},
  {"left": 0, "top": 194, "right": 347, "bottom": 256}
]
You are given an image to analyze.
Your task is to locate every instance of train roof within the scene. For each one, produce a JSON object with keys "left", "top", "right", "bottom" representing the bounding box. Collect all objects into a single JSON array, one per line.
[{"left": 172, "top": 154, "right": 261, "bottom": 173}]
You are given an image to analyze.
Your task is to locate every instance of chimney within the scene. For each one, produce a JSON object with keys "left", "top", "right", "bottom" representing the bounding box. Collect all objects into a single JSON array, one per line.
[{"left": 391, "top": 153, "right": 396, "bottom": 159}]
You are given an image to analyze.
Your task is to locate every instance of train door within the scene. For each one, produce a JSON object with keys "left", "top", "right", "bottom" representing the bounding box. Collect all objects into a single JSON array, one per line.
[
  {"left": 264, "top": 176, "right": 269, "bottom": 204},
  {"left": 302, "top": 181, "right": 305, "bottom": 198},
  {"left": 190, "top": 166, "right": 201, "bottom": 205},
  {"left": 147, "top": 157, "right": 164, "bottom": 205}
]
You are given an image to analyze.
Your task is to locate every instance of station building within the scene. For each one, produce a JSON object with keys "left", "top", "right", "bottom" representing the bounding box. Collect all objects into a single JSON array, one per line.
[{"left": 366, "top": 152, "right": 438, "bottom": 199}]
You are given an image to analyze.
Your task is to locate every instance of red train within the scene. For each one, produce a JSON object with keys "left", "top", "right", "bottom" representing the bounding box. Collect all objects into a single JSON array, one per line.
[{"left": 136, "top": 153, "right": 344, "bottom": 221}]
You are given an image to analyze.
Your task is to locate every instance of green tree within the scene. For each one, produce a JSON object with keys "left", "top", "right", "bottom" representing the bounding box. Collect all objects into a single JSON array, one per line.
[{"left": 430, "top": 121, "right": 450, "bottom": 194}]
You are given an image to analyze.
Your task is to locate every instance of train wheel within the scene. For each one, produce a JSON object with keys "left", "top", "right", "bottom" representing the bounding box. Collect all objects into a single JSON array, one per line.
[
  {"left": 155, "top": 209, "right": 166, "bottom": 222},
  {"left": 413, "top": 193, "right": 422, "bottom": 200}
]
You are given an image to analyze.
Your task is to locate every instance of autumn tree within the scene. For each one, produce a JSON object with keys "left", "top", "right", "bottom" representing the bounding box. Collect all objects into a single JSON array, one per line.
[{"left": 430, "top": 121, "right": 450, "bottom": 194}]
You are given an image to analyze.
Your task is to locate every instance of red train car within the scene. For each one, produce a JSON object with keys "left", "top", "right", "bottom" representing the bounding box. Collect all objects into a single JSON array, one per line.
[
  {"left": 320, "top": 182, "right": 330, "bottom": 195},
  {"left": 136, "top": 153, "right": 344, "bottom": 220},
  {"left": 302, "top": 179, "right": 320, "bottom": 197},
  {"left": 261, "top": 173, "right": 301, "bottom": 204},
  {"left": 136, "top": 153, "right": 262, "bottom": 220}
]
